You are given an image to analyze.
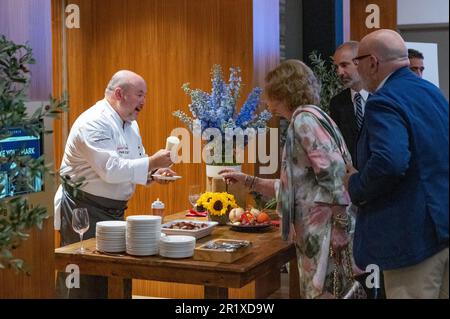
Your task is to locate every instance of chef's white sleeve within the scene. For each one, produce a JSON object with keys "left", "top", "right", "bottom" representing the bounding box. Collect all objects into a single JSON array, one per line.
[{"left": 76, "top": 124, "right": 149, "bottom": 185}]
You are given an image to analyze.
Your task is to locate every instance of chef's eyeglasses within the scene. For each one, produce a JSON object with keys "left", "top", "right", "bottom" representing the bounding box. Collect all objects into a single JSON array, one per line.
[{"left": 352, "top": 54, "right": 372, "bottom": 65}]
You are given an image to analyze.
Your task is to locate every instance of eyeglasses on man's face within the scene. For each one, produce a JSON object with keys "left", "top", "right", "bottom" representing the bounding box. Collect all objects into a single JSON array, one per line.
[{"left": 352, "top": 54, "right": 372, "bottom": 65}]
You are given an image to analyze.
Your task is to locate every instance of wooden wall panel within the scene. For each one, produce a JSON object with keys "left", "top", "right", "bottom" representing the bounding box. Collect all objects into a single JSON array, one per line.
[
  {"left": 253, "top": 0, "right": 280, "bottom": 179},
  {"left": 350, "top": 0, "right": 397, "bottom": 41},
  {"left": 54, "top": 0, "right": 257, "bottom": 216},
  {"left": 0, "top": 219, "right": 55, "bottom": 298},
  {"left": 53, "top": 0, "right": 279, "bottom": 298},
  {"left": 0, "top": 0, "right": 52, "bottom": 101}
]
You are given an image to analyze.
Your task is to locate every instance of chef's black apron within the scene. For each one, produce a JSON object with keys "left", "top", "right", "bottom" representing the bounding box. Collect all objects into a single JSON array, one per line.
[{"left": 55, "top": 184, "right": 128, "bottom": 299}]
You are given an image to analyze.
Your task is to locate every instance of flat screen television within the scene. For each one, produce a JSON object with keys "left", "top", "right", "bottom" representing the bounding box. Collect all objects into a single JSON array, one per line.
[{"left": 0, "top": 123, "right": 44, "bottom": 199}]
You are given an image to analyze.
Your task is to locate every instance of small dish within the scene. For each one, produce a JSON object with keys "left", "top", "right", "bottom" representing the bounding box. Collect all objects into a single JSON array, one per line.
[
  {"left": 151, "top": 174, "right": 182, "bottom": 181},
  {"left": 161, "top": 219, "right": 218, "bottom": 239},
  {"left": 228, "top": 222, "right": 272, "bottom": 233}
]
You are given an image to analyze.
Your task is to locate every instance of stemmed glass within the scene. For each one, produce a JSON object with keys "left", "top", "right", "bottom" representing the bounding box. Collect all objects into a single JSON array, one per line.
[
  {"left": 72, "top": 208, "right": 90, "bottom": 253},
  {"left": 188, "top": 185, "right": 201, "bottom": 209}
]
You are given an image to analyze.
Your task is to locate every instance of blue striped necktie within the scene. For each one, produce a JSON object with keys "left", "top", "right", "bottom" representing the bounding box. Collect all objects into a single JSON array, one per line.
[{"left": 354, "top": 92, "right": 364, "bottom": 130}]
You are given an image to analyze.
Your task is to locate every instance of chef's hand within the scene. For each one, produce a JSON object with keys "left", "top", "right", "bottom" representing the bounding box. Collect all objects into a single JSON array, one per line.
[
  {"left": 147, "top": 168, "right": 177, "bottom": 185},
  {"left": 149, "top": 149, "right": 173, "bottom": 170},
  {"left": 344, "top": 164, "right": 358, "bottom": 190}
]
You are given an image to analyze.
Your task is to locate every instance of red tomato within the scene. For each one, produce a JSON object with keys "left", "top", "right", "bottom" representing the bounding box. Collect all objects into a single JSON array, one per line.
[{"left": 240, "top": 212, "right": 255, "bottom": 225}]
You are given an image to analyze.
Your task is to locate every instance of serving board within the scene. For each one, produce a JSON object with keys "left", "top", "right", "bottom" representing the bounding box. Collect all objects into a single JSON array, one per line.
[{"left": 193, "top": 239, "right": 252, "bottom": 263}]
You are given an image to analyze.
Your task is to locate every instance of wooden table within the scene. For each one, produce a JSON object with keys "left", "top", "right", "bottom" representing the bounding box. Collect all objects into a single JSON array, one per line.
[{"left": 55, "top": 213, "right": 298, "bottom": 299}]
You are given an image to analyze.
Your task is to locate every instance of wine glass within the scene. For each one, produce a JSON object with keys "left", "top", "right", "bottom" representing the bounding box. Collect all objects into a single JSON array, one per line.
[
  {"left": 188, "top": 185, "right": 201, "bottom": 209},
  {"left": 72, "top": 208, "right": 90, "bottom": 253}
]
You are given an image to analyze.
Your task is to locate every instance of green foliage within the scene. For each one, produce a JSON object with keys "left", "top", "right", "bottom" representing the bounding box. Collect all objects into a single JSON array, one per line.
[
  {"left": 250, "top": 191, "right": 277, "bottom": 211},
  {"left": 263, "top": 197, "right": 277, "bottom": 210},
  {"left": 308, "top": 51, "right": 343, "bottom": 114},
  {"left": 0, "top": 35, "right": 67, "bottom": 273}
]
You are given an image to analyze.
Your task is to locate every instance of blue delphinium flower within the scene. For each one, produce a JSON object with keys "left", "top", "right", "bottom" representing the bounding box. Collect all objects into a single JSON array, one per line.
[
  {"left": 235, "top": 87, "right": 263, "bottom": 128},
  {"left": 174, "top": 64, "right": 272, "bottom": 138}
]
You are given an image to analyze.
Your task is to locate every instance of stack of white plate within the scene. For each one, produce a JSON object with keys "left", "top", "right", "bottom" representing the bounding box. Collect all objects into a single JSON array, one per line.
[
  {"left": 126, "top": 215, "right": 161, "bottom": 256},
  {"left": 159, "top": 235, "right": 196, "bottom": 259},
  {"left": 96, "top": 221, "right": 127, "bottom": 253}
]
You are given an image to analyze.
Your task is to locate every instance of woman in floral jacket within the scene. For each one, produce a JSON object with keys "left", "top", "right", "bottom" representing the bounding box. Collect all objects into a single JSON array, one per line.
[{"left": 220, "top": 60, "right": 358, "bottom": 299}]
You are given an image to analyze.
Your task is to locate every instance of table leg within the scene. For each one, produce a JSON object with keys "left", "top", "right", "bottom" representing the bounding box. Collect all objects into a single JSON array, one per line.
[
  {"left": 108, "top": 277, "right": 132, "bottom": 299},
  {"left": 204, "top": 286, "right": 228, "bottom": 299},
  {"left": 289, "top": 257, "right": 301, "bottom": 299},
  {"left": 255, "top": 268, "right": 281, "bottom": 298}
]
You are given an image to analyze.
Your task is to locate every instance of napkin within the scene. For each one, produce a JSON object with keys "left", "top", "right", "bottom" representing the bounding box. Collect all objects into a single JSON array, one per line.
[{"left": 185, "top": 209, "right": 208, "bottom": 217}]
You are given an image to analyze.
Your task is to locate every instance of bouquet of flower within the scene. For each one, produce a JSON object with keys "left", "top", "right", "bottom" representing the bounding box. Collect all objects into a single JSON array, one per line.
[
  {"left": 195, "top": 192, "right": 238, "bottom": 216},
  {"left": 173, "top": 65, "right": 272, "bottom": 163}
]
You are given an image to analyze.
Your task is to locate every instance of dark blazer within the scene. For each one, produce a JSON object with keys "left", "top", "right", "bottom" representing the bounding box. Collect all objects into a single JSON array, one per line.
[
  {"left": 329, "top": 88, "right": 359, "bottom": 164},
  {"left": 348, "top": 67, "right": 449, "bottom": 270}
]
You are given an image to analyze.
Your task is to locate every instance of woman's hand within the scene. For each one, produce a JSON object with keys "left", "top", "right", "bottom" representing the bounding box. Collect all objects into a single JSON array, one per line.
[{"left": 219, "top": 169, "right": 248, "bottom": 186}]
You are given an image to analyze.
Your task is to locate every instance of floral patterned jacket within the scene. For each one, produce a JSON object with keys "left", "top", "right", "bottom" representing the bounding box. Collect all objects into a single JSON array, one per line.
[{"left": 277, "top": 105, "right": 353, "bottom": 299}]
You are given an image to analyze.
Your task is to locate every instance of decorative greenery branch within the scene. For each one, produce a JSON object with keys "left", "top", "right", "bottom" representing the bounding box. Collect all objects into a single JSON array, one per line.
[
  {"left": 308, "top": 51, "right": 343, "bottom": 114},
  {"left": 0, "top": 35, "right": 68, "bottom": 273}
]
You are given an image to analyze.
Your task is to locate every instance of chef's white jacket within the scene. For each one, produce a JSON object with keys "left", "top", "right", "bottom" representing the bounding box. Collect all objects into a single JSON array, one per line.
[{"left": 54, "top": 99, "right": 149, "bottom": 229}]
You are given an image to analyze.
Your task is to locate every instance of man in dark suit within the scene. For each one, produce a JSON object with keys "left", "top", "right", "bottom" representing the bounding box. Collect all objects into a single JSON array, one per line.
[
  {"left": 332, "top": 42, "right": 386, "bottom": 299},
  {"left": 330, "top": 41, "right": 369, "bottom": 164},
  {"left": 345, "top": 29, "right": 449, "bottom": 299}
]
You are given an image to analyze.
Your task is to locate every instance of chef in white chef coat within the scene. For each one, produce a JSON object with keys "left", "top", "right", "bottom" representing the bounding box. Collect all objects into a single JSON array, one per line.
[{"left": 54, "top": 70, "right": 175, "bottom": 298}]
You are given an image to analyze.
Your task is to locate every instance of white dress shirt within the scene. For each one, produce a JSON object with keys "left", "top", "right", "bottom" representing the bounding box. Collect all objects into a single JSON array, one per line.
[
  {"left": 376, "top": 72, "right": 394, "bottom": 92},
  {"left": 350, "top": 89, "right": 369, "bottom": 116},
  {"left": 54, "top": 99, "right": 149, "bottom": 229}
]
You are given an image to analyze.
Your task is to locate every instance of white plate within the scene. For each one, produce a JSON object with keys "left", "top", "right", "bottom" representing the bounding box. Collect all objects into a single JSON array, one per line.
[
  {"left": 126, "top": 249, "right": 159, "bottom": 256},
  {"left": 97, "top": 239, "right": 126, "bottom": 244},
  {"left": 126, "top": 244, "right": 159, "bottom": 250},
  {"left": 97, "top": 242, "right": 126, "bottom": 248},
  {"left": 97, "top": 231, "right": 125, "bottom": 236},
  {"left": 127, "top": 227, "right": 161, "bottom": 230},
  {"left": 97, "top": 247, "right": 126, "bottom": 253},
  {"left": 151, "top": 174, "right": 182, "bottom": 181},
  {"left": 96, "top": 221, "right": 127, "bottom": 228},
  {"left": 160, "top": 235, "right": 196, "bottom": 244},
  {"left": 97, "top": 235, "right": 126, "bottom": 241},
  {"left": 127, "top": 215, "right": 161, "bottom": 222},
  {"left": 159, "top": 250, "right": 194, "bottom": 259},
  {"left": 160, "top": 249, "right": 195, "bottom": 254}
]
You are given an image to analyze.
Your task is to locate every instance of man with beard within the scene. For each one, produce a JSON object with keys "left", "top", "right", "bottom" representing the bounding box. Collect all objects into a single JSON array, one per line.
[
  {"left": 331, "top": 42, "right": 386, "bottom": 299},
  {"left": 330, "top": 41, "right": 369, "bottom": 164}
]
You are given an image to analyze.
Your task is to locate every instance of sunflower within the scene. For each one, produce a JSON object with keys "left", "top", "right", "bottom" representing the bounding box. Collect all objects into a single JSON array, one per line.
[
  {"left": 203, "top": 193, "right": 222, "bottom": 216},
  {"left": 223, "top": 192, "right": 238, "bottom": 209},
  {"left": 195, "top": 192, "right": 238, "bottom": 216},
  {"left": 196, "top": 192, "right": 214, "bottom": 211}
]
